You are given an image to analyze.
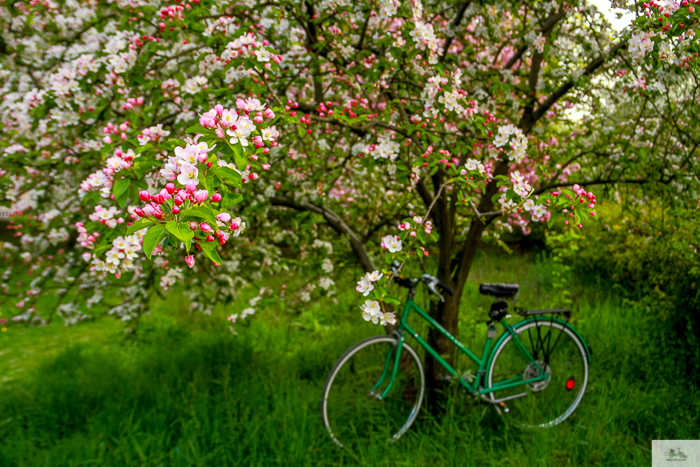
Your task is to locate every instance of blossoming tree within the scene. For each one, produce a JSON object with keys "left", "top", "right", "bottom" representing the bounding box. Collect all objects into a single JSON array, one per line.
[{"left": 1, "top": 0, "right": 699, "bottom": 399}]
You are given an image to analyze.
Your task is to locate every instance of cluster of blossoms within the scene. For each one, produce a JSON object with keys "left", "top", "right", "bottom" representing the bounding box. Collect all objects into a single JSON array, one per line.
[
  {"left": 499, "top": 170, "right": 544, "bottom": 219},
  {"left": 160, "top": 267, "right": 184, "bottom": 290},
  {"left": 221, "top": 33, "right": 283, "bottom": 65},
  {"left": 79, "top": 147, "right": 138, "bottom": 198},
  {"left": 629, "top": 30, "right": 655, "bottom": 60},
  {"left": 399, "top": 216, "right": 433, "bottom": 235},
  {"left": 522, "top": 199, "right": 550, "bottom": 222},
  {"left": 361, "top": 300, "right": 397, "bottom": 325},
  {"left": 87, "top": 206, "right": 124, "bottom": 229},
  {"left": 90, "top": 234, "right": 142, "bottom": 277},
  {"left": 137, "top": 124, "right": 170, "bottom": 146},
  {"left": 159, "top": 140, "right": 215, "bottom": 187},
  {"left": 367, "top": 133, "right": 401, "bottom": 161},
  {"left": 381, "top": 234, "right": 403, "bottom": 253},
  {"left": 532, "top": 34, "right": 547, "bottom": 54},
  {"left": 102, "top": 121, "right": 133, "bottom": 144},
  {"left": 74, "top": 97, "right": 274, "bottom": 280},
  {"left": 356, "top": 270, "right": 383, "bottom": 296},
  {"left": 461, "top": 159, "right": 488, "bottom": 176},
  {"left": 554, "top": 184, "right": 598, "bottom": 227},
  {"left": 492, "top": 124, "right": 529, "bottom": 163},
  {"left": 198, "top": 99, "right": 279, "bottom": 153},
  {"left": 410, "top": 0, "right": 443, "bottom": 64}
]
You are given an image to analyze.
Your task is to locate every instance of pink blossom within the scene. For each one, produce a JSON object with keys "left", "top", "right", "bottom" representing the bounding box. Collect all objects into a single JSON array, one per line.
[{"left": 193, "top": 189, "right": 209, "bottom": 203}]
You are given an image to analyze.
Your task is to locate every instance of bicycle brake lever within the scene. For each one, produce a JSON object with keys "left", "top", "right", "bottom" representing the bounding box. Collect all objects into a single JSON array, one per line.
[{"left": 426, "top": 280, "right": 445, "bottom": 303}]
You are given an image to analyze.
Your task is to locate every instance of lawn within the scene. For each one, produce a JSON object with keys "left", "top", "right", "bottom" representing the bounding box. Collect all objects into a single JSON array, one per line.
[{"left": 0, "top": 250, "right": 697, "bottom": 466}]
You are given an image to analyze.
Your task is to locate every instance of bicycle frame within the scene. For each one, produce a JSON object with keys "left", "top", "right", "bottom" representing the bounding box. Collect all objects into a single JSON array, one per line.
[{"left": 374, "top": 298, "right": 548, "bottom": 399}]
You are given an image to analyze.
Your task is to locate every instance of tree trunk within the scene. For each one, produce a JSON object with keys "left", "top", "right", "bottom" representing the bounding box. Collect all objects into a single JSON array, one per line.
[{"left": 424, "top": 159, "right": 509, "bottom": 408}]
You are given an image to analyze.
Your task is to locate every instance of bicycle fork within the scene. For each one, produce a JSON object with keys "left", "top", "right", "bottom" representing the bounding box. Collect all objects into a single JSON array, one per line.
[{"left": 368, "top": 332, "right": 405, "bottom": 400}]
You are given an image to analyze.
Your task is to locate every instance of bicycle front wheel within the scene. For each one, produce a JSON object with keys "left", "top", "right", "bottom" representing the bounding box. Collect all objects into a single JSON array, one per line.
[
  {"left": 487, "top": 319, "right": 589, "bottom": 428},
  {"left": 321, "top": 335, "right": 425, "bottom": 450}
]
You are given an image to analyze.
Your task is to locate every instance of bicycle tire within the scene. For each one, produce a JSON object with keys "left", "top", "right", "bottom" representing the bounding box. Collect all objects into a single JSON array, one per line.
[
  {"left": 486, "top": 319, "right": 589, "bottom": 428},
  {"left": 321, "top": 335, "right": 425, "bottom": 449}
]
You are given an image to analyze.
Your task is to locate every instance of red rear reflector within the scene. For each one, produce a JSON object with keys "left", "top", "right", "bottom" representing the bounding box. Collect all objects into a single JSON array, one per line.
[{"left": 566, "top": 378, "right": 575, "bottom": 390}]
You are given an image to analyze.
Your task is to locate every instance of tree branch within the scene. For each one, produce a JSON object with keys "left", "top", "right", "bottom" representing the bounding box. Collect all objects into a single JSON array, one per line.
[{"left": 270, "top": 196, "right": 376, "bottom": 272}]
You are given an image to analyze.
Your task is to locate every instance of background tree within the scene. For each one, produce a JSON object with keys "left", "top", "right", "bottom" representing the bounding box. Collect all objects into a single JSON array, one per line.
[{"left": 1, "top": 0, "right": 698, "bottom": 403}]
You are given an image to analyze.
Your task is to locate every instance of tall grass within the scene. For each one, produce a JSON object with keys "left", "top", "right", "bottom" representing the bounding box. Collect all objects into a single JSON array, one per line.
[{"left": 0, "top": 251, "right": 696, "bottom": 466}]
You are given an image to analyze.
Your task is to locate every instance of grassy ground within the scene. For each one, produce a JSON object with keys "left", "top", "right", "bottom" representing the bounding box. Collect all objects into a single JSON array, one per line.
[{"left": 0, "top": 250, "right": 697, "bottom": 466}]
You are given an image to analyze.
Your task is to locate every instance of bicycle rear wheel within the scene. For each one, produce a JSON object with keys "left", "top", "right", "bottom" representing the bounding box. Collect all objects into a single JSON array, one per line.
[
  {"left": 487, "top": 319, "right": 589, "bottom": 428},
  {"left": 321, "top": 335, "right": 425, "bottom": 450}
]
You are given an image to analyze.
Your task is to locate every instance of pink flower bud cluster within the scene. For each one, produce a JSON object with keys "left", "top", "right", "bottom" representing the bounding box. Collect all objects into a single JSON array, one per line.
[
  {"left": 76, "top": 222, "right": 100, "bottom": 249},
  {"left": 551, "top": 184, "right": 597, "bottom": 227},
  {"left": 102, "top": 121, "right": 130, "bottom": 144},
  {"left": 121, "top": 96, "right": 144, "bottom": 111}
]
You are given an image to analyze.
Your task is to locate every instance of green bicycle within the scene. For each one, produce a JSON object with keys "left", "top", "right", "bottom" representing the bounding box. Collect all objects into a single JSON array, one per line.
[{"left": 321, "top": 265, "right": 592, "bottom": 449}]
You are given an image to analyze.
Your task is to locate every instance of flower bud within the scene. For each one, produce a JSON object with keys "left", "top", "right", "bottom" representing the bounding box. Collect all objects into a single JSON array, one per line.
[
  {"left": 206, "top": 235, "right": 215, "bottom": 242},
  {"left": 200, "top": 222, "right": 213, "bottom": 234},
  {"left": 189, "top": 221, "right": 198, "bottom": 230},
  {"left": 193, "top": 189, "right": 209, "bottom": 204},
  {"left": 159, "top": 189, "right": 172, "bottom": 201},
  {"left": 264, "top": 108, "right": 275, "bottom": 119},
  {"left": 174, "top": 196, "right": 184, "bottom": 206},
  {"left": 165, "top": 183, "right": 175, "bottom": 194},
  {"left": 186, "top": 183, "right": 197, "bottom": 194},
  {"left": 171, "top": 206, "right": 181, "bottom": 214},
  {"left": 217, "top": 212, "right": 231, "bottom": 222},
  {"left": 185, "top": 255, "right": 195, "bottom": 268},
  {"left": 211, "top": 193, "right": 222, "bottom": 202}
]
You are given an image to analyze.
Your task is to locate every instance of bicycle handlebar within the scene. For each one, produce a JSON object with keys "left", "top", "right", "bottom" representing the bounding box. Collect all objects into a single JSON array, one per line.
[{"left": 390, "top": 261, "right": 455, "bottom": 302}]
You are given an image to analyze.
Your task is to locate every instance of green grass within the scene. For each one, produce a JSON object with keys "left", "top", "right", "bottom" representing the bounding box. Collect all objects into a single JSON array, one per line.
[{"left": 0, "top": 250, "right": 697, "bottom": 466}]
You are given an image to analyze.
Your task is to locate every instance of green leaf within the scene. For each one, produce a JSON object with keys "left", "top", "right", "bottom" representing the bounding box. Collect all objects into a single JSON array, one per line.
[
  {"left": 216, "top": 167, "right": 242, "bottom": 188},
  {"left": 116, "top": 190, "right": 129, "bottom": 208},
  {"left": 181, "top": 206, "right": 219, "bottom": 228},
  {"left": 143, "top": 225, "right": 167, "bottom": 259},
  {"left": 221, "top": 193, "right": 243, "bottom": 210},
  {"left": 166, "top": 221, "right": 196, "bottom": 252},
  {"left": 113, "top": 178, "right": 130, "bottom": 197},
  {"left": 200, "top": 241, "right": 223, "bottom": 266},
  {"left": 126, "top": 218, "right": 154, "bottom": 235},
  {"left": 186, "top": 123, "right": 207, "bottom": 134},
  {"left": 383, "top": 294, "right": 401, "bottom": 305},
  {"left": 232, "top": 144, "right": 247, "bottom": 171}
]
